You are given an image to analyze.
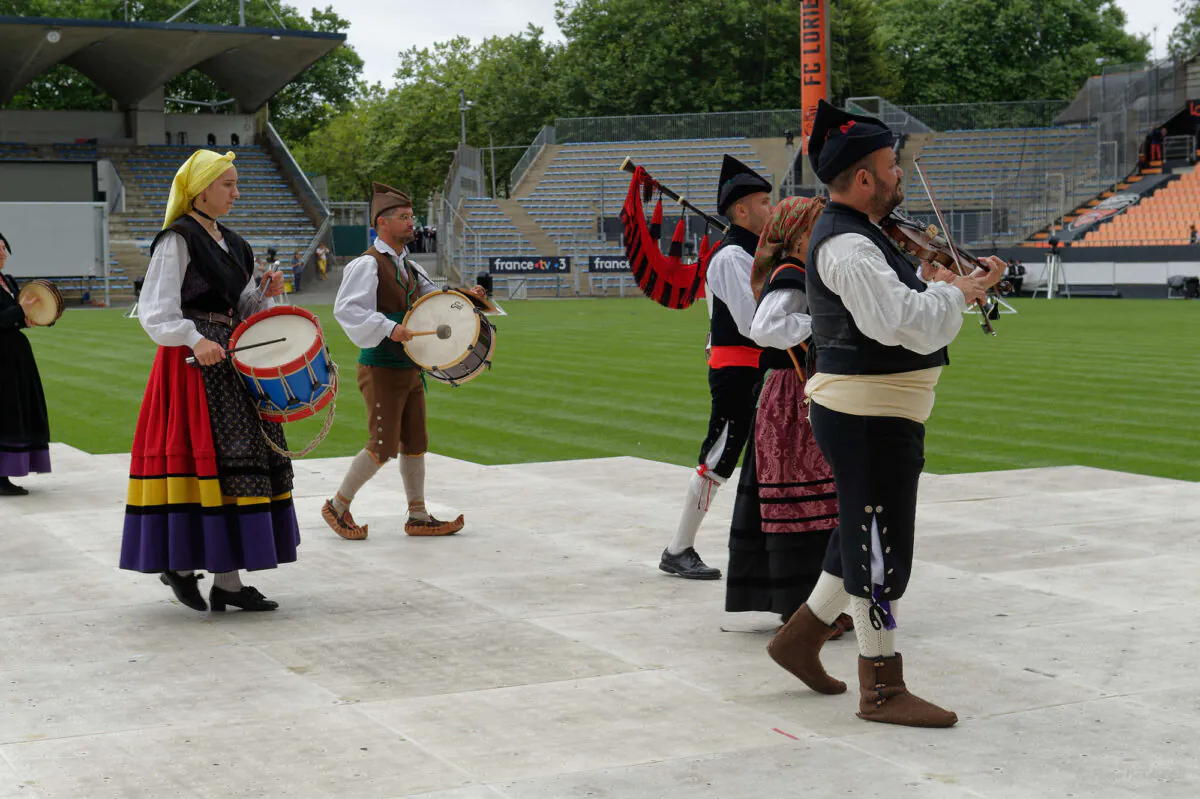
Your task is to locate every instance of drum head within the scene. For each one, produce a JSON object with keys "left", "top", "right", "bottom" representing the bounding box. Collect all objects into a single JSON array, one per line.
[
  {"left": 20, "top": 281, "right": 63, "bottom": 326},
  {"left": 233, "top": 310, "right": 320, "bottom": 369},
  {"left": 403, "top": 291, "right": 481, "bottom": 370}
]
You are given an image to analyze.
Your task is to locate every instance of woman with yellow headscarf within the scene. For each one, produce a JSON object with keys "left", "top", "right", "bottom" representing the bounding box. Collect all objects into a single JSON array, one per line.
[
  {"left": 725, "top": 196, "right": 849, "bottom": 641},
  {"left": 119, "top": 149, "right": 296, "bottom": 615}
]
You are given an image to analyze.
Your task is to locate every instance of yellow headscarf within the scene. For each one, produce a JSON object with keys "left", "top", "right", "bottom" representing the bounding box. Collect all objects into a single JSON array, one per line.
[{"left": 162, "top": 149, "right": 237, "bottom": 229}]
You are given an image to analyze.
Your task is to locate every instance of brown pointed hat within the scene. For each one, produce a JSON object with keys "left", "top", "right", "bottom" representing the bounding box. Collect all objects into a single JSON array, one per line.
[{"left": 370, "top": 181, "right": 412, "bottom": 226}]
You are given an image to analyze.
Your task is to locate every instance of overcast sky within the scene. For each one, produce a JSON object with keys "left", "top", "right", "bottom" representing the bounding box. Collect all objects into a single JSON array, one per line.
[{"left": 338, "top": 0, "right": 1183, "bottom": 89}]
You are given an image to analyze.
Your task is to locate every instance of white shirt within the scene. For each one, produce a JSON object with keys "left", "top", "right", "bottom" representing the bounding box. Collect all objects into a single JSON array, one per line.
[
  {"left": 138, "top": 231, "right": 273, "bottom": 349},
  {"left": 333, "top": 238, "right": 437, "bottom": 349},
  {"left": 704, "top": 243, "right": 757, "bottom": 338},
  {"left": 814, "top": 232, "right": 966, "bottom": 354},
  {"left": 751, "top": 287, "right": 812, "bottom": 350}
]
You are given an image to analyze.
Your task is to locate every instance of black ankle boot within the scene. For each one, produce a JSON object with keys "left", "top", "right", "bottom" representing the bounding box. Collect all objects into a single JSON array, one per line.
[
  {"left": 159, "top": 572, "right": 207, "bottom": 611},
  {"left": 0, "top": 477, "right": 28, "bottom": 496},
  {"left": 210, "top": 585, "right": 278, "bottom": 612}
]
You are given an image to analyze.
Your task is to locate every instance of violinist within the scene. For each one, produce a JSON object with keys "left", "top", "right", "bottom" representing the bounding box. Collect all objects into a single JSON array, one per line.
[{"left": 766, "top": 100, "right": 1004, "bottom": 729}]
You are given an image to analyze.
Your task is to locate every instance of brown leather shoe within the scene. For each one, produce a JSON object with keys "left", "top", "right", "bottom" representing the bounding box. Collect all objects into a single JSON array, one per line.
[
  {"left": 322, "top": 499, "right": 368, "bottom": 540},
  {"left": 829, "top": 612, "right": 854, "bottom": 640},
  {"left": 857, "top": 653, "right": 957, "bottom": 728},
  {"left": 767, "top": 604, "right": 847, "bottom": 695},
  {"left": 405, "top": 514, "right": 464, "bottom": 537}
]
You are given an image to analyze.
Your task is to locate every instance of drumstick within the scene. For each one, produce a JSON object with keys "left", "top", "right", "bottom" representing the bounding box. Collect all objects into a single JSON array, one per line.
[
  {"left": 409, "top": 325, "right": 452, "bottom": 339},
  {"left": 186, "top": 337, "right": 287, "bottom": 365}
]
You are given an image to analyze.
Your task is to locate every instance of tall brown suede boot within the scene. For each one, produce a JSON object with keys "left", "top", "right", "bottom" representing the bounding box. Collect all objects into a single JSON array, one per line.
[
  {"left": 767, "top": 604, "right": 846, "bottom": 694},
  {"left": 857, "top": 654, "right": 957, "bottom": 728}
]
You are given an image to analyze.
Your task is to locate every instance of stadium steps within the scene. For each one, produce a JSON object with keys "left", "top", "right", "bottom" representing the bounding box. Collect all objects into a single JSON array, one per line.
[
  {"left": 495, "top": 199, "right": 560, "bottom": 255},
  {"left": 511, "top": 144, "right": 562, "bottom": 199}
]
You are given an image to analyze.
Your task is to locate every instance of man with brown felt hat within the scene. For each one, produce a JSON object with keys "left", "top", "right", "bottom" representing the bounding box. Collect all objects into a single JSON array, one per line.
[
  {"left": 764, "top": 100, "right": 1006, "bottom": 728},
  {"left": 322, "top": 181, "right": 485, "bottom": 540}
]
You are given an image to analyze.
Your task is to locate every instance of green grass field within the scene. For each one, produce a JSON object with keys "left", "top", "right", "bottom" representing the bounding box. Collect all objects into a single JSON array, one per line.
[{"left": 26, "top": 298, "right": 1200, "bottom": 480}]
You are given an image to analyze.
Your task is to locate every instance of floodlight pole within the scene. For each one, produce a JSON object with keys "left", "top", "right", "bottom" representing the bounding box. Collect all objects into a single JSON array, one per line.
[
  {"left": 458, "top": 90, "right": 469, "bottom": 146},
  {"left": 240, "top": 0, "right": 246, "bottom": 26}
]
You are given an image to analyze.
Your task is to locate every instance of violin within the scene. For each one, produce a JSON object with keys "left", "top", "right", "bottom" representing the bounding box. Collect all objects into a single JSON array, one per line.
[
  {"left": 882, "top": 214, "right": 1014, "bottom": 294},
  {"left": 899, "top": 156, "right": 1017, "bottom": 336}
]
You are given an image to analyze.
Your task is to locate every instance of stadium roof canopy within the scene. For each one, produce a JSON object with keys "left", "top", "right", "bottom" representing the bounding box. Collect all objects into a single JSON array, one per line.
[{"left": 0, "top": 16, "right": 345, "bottom": 111}]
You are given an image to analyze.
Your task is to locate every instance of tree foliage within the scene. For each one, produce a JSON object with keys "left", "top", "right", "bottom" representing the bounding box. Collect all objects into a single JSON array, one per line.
[
  {"left": 877, "top": 0, "right": 1149, "bottom": 104},
  {"left": 0, "top": 0, "right": 363, "bottom": 142},
  {"left": 1169, "top": 0, "right": 1200, "bottom": 58},
  {"left": 294, "top": 27, "right": 560, "bottom": 213}
]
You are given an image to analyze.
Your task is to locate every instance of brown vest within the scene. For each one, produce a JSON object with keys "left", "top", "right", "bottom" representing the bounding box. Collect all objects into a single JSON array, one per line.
[{"left": 366, "top": 246, "right": 418, "bottom": 314}]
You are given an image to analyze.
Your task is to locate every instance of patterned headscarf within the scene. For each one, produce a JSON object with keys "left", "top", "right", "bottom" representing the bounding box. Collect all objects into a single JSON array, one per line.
[
  {"left": 750, "top": 196, "right": 826, "bottom": 299},
  {"left": 162, "top": 149, "right": 236, "bottom": 229}
]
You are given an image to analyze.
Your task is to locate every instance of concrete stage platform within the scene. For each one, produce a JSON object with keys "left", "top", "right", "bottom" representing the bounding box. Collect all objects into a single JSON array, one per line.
[{"left": 2, "top": 445, "right": 1198, "bottom": 798}]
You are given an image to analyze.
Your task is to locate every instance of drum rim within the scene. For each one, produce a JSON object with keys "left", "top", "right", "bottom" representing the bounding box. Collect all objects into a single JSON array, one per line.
[
  {"left": 257, "top": 382, "right": 335, "bottom": 423},
  {"left": 229, "top": 305, "right": 328, "bottom": 379},
  {"left": 401, "top": 289, "right": 482, "bottom": 372},
  {"left": 19, "top": 279, "right": 65, "bottom": 323},
  {"left": 425, "top": 316, "right": 496, "bottom": 386}
]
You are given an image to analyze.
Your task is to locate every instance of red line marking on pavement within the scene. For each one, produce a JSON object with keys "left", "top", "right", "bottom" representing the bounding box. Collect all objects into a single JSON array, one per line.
[{"left": 772, "top": 727, "right": 800, "bottom": 740}]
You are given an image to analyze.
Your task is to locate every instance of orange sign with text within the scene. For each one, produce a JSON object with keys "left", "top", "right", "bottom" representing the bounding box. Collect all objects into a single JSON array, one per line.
[{"left": 800, "top": 0, "right": 830, "bottom": 154}]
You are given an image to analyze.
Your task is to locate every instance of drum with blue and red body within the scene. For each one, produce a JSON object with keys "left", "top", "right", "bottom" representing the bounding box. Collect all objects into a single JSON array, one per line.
[{"left": 228, "top": 305, "right": 336, "bottom": 423}]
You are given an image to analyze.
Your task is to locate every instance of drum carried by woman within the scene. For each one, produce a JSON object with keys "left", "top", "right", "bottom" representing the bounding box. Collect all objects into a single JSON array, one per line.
[{"left": 0, "top": 233, "right": 59, "bottom": 496}]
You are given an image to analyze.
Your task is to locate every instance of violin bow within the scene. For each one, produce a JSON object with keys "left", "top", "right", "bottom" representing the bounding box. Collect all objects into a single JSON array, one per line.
[{"left": 911, "top": 156, "right": 997, "bottom": 336}]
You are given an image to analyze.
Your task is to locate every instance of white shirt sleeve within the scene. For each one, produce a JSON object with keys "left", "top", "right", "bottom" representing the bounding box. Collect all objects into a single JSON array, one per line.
[
  {"left": 815, "top": 233, "right": 967, "bottom": 355},
  {"left": 138, "top": 232, "right": 205, "bottom": 349},
  {"left": 334, "top": 254, "right": 396, "bottom": 348},
  {"left": 751, "top": 288, "right": 812, "bottom": 350},
  {"left": 236, "top": 277, "right": 275, "bottom": 319},
  {"left": 705, "top": 246, "right": 757, "bottom": 338}
]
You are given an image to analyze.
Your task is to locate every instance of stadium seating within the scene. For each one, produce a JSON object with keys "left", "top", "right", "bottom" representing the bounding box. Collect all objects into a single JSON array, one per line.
[
  {"left": 903, "top": 127, "right": 1103, "bottom": 240},
  {"left": 459, "top": 197, "right": 539, "bottom": 260},
  {"left": 514, "top": 137, "right": 770, "bottom": 261},
  {"left": 1078, "top": 167, "right": 1200, "bottom": 246},
  {"left": 105, "top": 143, "right": 318, "bottom": 274}
]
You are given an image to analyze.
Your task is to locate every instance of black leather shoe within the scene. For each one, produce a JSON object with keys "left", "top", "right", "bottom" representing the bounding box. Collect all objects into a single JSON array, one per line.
[
  {"left": 210, "top": 585, "right": 279, "bottom": 612},
  {"left": 159, "top": 572, "right": 207, "bottom": 611},
  {"left": 0, "top": 477, "right": 28, "bottom": 496},
  {"left": 659, "top": 547, "right": 721, "bottom": 580}
]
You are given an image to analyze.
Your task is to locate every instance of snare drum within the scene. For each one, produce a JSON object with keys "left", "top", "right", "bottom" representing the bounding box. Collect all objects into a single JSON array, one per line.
[
  {"left": 228, "top": 306, "right": 336, "bottom": 423},
  {"left": 402, "top": 289, "right": 496, "bottom": 386},
  {"left": 18, "top": 280, "right": 64, "bottom": 326}
]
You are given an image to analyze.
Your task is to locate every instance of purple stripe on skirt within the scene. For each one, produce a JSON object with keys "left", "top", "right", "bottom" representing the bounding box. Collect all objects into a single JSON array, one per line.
[
  {"left": 120, "top": 500, "right": 301, "bottom": 574},
  {"left": 0, "top": 447, "right": 51, "bottom": 477}
]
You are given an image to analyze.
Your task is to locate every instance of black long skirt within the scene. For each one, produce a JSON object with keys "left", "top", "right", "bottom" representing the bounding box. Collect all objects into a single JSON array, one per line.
[{"left": 0, "top": 329, "right": 51, "bottom": 476}]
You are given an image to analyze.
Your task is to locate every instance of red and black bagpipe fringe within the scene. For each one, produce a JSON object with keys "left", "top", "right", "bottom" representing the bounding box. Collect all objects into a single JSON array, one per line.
[{"left": 620, "top": 166, "right": 717, "bottom": 310}]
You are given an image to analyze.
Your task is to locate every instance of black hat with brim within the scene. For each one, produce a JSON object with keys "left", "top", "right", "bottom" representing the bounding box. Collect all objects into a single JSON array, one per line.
[
  {"left": 717, "top": 155, "right": 773, "bottom": 216},
  {"left": 808, "top": 99, "right": 896, "bottom": 185}
]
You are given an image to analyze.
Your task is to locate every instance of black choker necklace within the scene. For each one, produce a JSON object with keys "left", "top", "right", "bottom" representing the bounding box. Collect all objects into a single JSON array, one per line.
[{"left": 192, "top": 208, "right": 215, "bottom": 222}]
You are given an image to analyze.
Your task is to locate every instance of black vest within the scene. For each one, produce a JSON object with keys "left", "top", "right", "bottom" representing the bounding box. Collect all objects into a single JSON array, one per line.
[
  {"left": 709, "top": 225, "right": 761, "bottom": 350},
  {"left": 756, "top": 258, "right": 813, "bottom": 373},
  {"left": 806, "top": 202, "right": 948, "bottom": 375},
  {"left": 150, "top": 214, "right": 255, "bottom": 315}
]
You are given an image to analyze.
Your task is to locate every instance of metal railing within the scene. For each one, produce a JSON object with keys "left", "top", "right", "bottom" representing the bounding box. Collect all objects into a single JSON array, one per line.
[
  {"left": 555, "top": 109, "right": 802, "bottom": 143},
  {"left": 902, "top": 100, "right": 1071, "bottom": 131},
  {"left": 510, "top": 125, "right": 556, "bottom": 190},
  {"left": 845, "top": 97, "right": 932, "bottom": 134}
]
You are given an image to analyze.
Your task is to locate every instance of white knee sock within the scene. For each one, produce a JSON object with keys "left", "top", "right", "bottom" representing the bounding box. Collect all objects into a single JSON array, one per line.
[
  {"left": 213, "top": 571, "right": 243, "bottom": 592},
  {"left": 332, "top": 449, "right": 383, "bottom": 513},
  {"left": 852, "top": 597, "right": 896, "bottom": 658},
  {"left": 806, "top": 571, "right": 851, "bottom": 625},
  {"left": 667, "top": 469, "right": 724, "bottom": 555},
  {"left": 401, "top": 455, "right": 429, "bottom": 520}
]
